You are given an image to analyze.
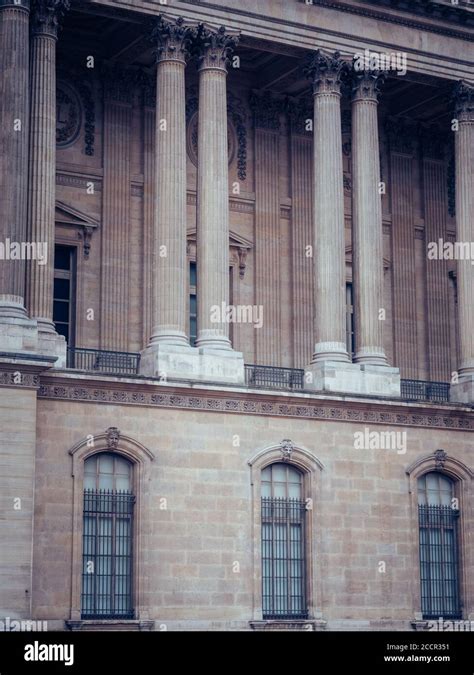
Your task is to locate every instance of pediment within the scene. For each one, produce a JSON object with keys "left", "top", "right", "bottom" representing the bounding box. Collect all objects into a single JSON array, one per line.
[
  {"left": 55, "top": 200, "right": 100, "bottom": 229},
  {"left": 186, "top": 227, "right": 252, "bottom": 251},
  {"left": 345, "top": 245, "right": 390, "bottom": 270}
]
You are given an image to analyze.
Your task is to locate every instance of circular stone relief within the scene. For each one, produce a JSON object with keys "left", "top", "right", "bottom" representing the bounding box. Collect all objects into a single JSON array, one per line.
[
  {"left": 56, "top": 82, "right": 82, "bottom": 148},
  {"left": 186, "top": 111, "right": 236, "bottom": 168}
]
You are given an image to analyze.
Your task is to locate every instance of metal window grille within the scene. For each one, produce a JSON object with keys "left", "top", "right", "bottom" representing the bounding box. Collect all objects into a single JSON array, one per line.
[
  {"left": 419, "top": 504, "right": 461, "bottom": 619},
  {"left": 261, "top": 497, "right": 307, "bottom": 619},
  {"left": 81, "top": 489, "right": 135, "bottom": 619}
]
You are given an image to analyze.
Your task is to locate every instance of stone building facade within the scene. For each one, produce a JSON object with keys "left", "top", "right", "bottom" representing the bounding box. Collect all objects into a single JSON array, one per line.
[{"left": 0, "top": 0, "right": 473, "bottom": 631}]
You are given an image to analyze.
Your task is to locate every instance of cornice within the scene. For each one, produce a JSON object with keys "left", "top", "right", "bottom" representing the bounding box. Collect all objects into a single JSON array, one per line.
[
  {"left": 35, "top": 372, "right": 474, "bottom": 431},
  {"left": 302, "top": 0, "right": 474, "bottom": 38},
  {"left": 180, "top": 0, "right": 473, "bottom": 41}
]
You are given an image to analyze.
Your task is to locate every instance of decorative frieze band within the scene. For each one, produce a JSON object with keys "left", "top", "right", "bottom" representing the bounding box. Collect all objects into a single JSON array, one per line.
[
  {"left": 0, "top": 371, "right": 40, "bottom": 388},
  {"left": 35, "top": 377, "right": 474, "bottom": 431}
]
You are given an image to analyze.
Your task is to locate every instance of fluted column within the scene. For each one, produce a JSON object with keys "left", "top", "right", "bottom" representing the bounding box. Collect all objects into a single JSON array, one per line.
[
  {"left": 250, "top": 92, "right": 283, "bottom": 366},
  {"left": 288, "top": 99, "right": 314, "bottom": 368},
  {"left": 306, "top": 51, "right": 350, "bottom": 364},
  {"left": 100, "top": 64, "right": 133, "bottom": 351},
  {"left": 195, "top": 25, "right": 238, "bottom": 350},
  {"left": 351, "top": 70, "right": 388, "bottom": 366},
  {"left": 0, "top": 0, "right": 30, "bottom": 319},
  {"left": 148, "top": 16, "right": 193, "bottom": 347},
  {"left": 27, "top": 0, "right": 69, "bottom": 337},
  {"left": 420, "top": 126, "right": 451, "bottom": 382},
  {"left": 453, "top": 81, "right": 474, "bottom": 382},
  {"left": 387, "top": 118, "right": 418, "bottom": 378}
]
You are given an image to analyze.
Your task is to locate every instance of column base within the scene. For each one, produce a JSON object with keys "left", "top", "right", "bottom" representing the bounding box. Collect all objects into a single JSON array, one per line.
[
  {"left": 37, "top": 329, "right": 67, "bottom": 368},
  {"left": 304, "top": 361, "right": 401, "bottom": 397},
  {"left": 140, "top": 342, "right": 245, "bottom": 385},
  {"left": 0, "top": 314, "right": 39, "bottom": 353},
  {"left": 449, "top": 374, "right": 474, "bottom": 404}
]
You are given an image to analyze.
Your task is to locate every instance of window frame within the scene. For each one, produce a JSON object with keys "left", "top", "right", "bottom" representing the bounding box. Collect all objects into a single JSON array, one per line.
[
  {"left": 248, "top": 443, "right": 324, "bottom": 623},
  {"left": 68, "top": 430, "right": 154, "bottom": 623},
  {"left": 81, "top": 453, "right": 135, "bottom": 619},
  {"left": 261, "top": 462, "right": 307, "bottom": 619},
  {"left": 406, "top": 452, "right": 474, "bottom": 623},
  {"left": 417, "top": 471, "right": 461, "bottom": 620}
]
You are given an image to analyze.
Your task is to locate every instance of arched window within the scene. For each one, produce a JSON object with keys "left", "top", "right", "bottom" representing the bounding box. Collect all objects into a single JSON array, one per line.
[
  {"left": 418, "top": 472, "right": 461, "bottom": 619},
  {"left": 81, "top": 453, "right": 135, "bottom": 619},
  {"left": 261, "top": 463, "right": 307, "bottom": 619}
]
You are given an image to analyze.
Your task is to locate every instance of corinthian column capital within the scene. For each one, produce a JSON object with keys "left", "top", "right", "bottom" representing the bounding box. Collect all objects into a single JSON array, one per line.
[
  {"left": 30, "top": 0, "right": 69, "bottom": 38},
  {"left": 150, "top": 15, "right": 194, "bottom": 64},
  {"left": 194, "top": 23, "right": 239, "bottom": 72},
  {"left": 351, "top": 69, "right": 386, "bottom": 102},
  {"left": 453, "top": 80, "right": 474, "bottom": 122},
  {"left": 305, "top": 50, "right": 348, "bottom": 96}
]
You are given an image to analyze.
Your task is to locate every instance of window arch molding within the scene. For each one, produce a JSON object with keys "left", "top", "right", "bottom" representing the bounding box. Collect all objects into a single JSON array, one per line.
[
  {"left": 68, "top": 427, "right": 154, "bottom": 625},
  {"left": 406, "top": 450, "right": 473, "bottom": 624},
  {"left": 248, "top": 441, "right": 324, "bottom": 626}
]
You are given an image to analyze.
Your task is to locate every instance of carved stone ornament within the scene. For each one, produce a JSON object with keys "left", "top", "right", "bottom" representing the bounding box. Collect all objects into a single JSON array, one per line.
[
  {"left": 249, "top": 91, "right": 284, "bottom": 131},
  {"left": 194, "top": 24, "right": 239, "bottom": 72},
  {"left": 280, "top": 439, "right": 294, "bottom": 463},
  {"left": 304, "top": 50, "right": 349, "bottom": 96},
  {"left": 136, "top": 69, "right": 156, "bottom": 109},
  {"left": 385, "top": 116, "right": 415, "bottom": 155},
  {"left": 285, "top": 97, "right": 313, "bottom": 136},
  {"left": 102, "top": 63, "right": 135, "bottom": 105},
  {"left": 106, "top": 427, "right": 120, "bottom": 449},
  {"left": 351, "top": 69, "right": 386, "bottom": 102},
  {"left": 452, "top": 80, "right": 474, "bottom": 121},
  {"left": 31, "top": 0, "right": 70, "bottom": 37},
  {"left": 186, "top": 89, "right": 247, "bottom": 180},
  {"left": 149, "top": 15, "right": 194, "bottom": 64},
  {"left": 434, "top": 448, "right": 448, "bottom": 469},
  {"left": 56, "top": 81, "right": 81, "bottom": 147}
]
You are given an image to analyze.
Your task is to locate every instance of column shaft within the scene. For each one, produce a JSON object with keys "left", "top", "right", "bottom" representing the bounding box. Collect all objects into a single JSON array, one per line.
[
  {"left": 352, "top": 73, "right": 387, "bottom": 365},
  {"left": 100, "top": 81, "right": 132, "bottom": 351},
  {"left": 27, "top": 0, "right": 69, "bottom": 336},
  {"left": 27, "top": 31, "right": 56, "bottom": 330},
  {"left": 455, "top": 89, "right": 474, "bottom": 375},
  {"left": 151, "top": 58, "right": 188, "bottom": 345},
  {"left": 388, "top": 118, "right": 418, "bottom": 378},
  {"left": 308, "top": 52, "right": 349, "bottom": 363},
  {"left": 195, "top": 27, "right": 238, "bottom": 351},
  {"left": 0, "top": 2, "right": 30, "bottom": 316}
]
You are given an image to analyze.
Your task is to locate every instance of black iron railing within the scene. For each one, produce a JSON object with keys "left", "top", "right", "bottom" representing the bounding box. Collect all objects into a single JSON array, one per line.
[
  {"left": 67, "top": 347, "right": 140, "bottom": 376},
  {"left": 419, "top": 504, "right": 461, "bottom": 620},
  {"left": 245, "top": 364, "right": 304, "bottom": 390},
  {"left": 401, "top": 379, "right": 450, "bottom": 403},
  {"left": 63, "top": 351, "right": 451, "bottom": 403},
  {"left": 262, "top": 497, "right": 307, "bottom": 620},
  {"left": 81, "top": 489, "right": 135, "bottom": 620}
]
